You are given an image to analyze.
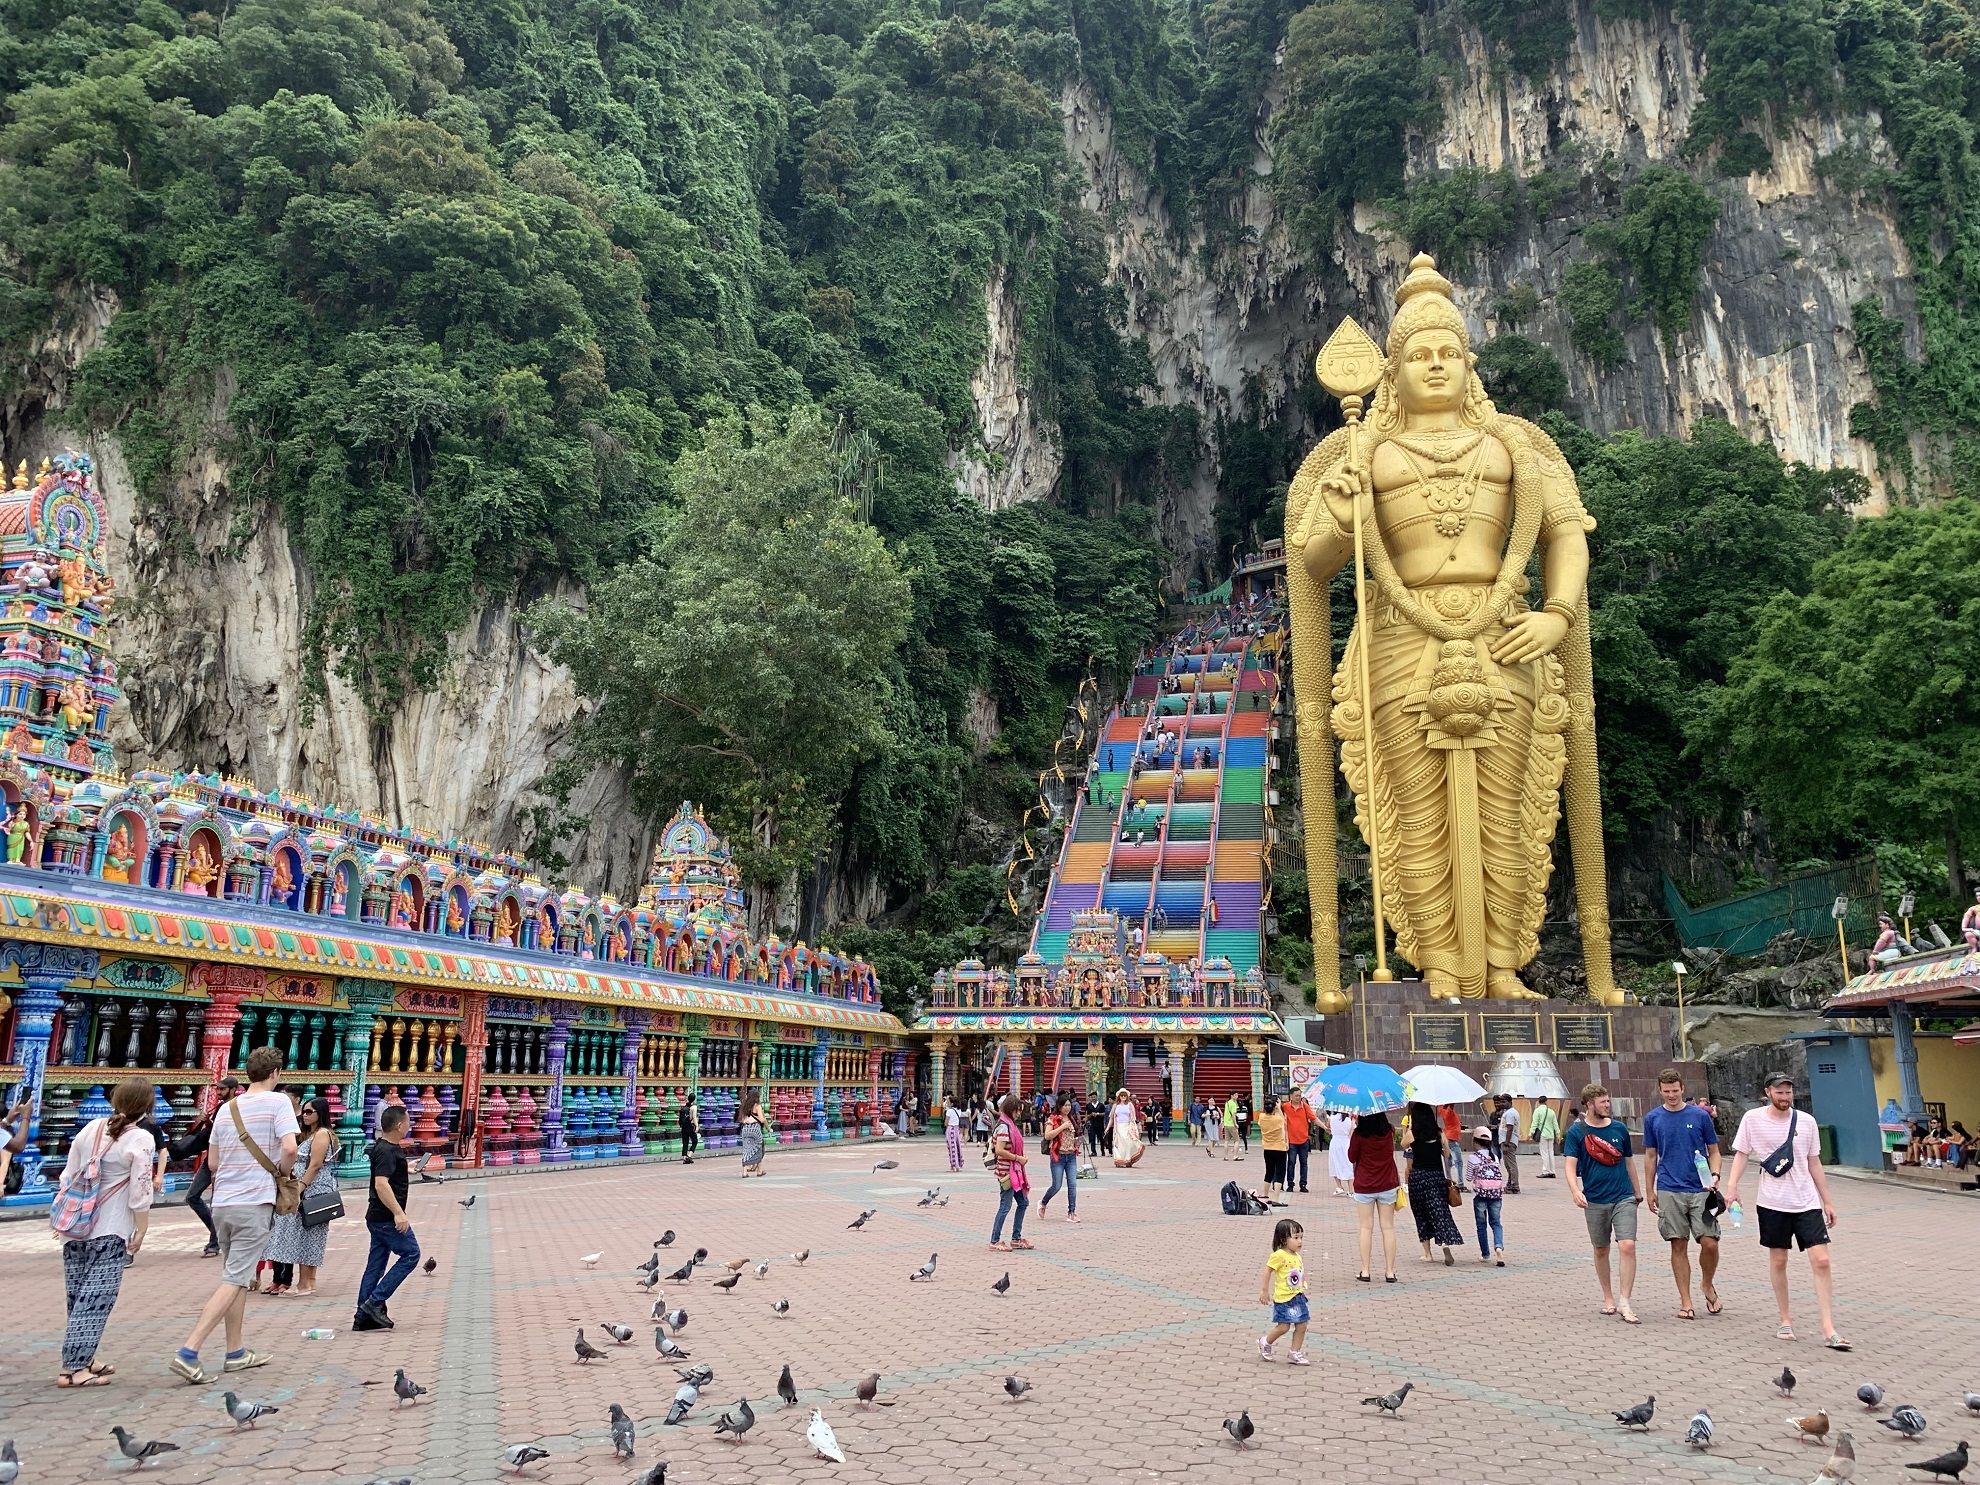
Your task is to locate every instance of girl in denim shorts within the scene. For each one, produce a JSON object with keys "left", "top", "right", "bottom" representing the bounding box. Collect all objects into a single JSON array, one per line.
[{"left": 1257, "top": 1218, "right": 1310, "bottom": 1363}]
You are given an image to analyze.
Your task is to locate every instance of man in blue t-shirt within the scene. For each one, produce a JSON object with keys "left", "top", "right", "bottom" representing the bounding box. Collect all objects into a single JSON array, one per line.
[
  {"left": 1564, "top": 1082, "right": 1644, "bottom": 1324},
  {"left": 1642, "top": 1068, "right": 1723, "bottom": 1320}
]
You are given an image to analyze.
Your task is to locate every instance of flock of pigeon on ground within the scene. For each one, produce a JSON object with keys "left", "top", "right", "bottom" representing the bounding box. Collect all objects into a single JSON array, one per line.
[{"left": 16, "top": 1152, "right": 1979, "bottom": 1482}]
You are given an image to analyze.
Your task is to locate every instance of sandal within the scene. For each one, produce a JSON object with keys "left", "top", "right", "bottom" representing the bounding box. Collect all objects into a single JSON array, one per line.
[
  {"left": 1775, "top": 1324, "right": 1795, "bottom": 1340},
  {"left": 1824, "top": 1334, "right": 1852, "bottom": 1351},
  {"left": 989, "top": 1242, "right": 1013, "bottom": 1252},
  {"left": 1677, "top": 1308, "right": 1695, "bottom": 1320},
  {"left": 1704, "top": 1290, "right": 1723, "bottom": 1315},
  {"left": 56, "top": 1369, "right": 112, "bottom": 1388},
  {"left": 1600, "top": 1304, "right": 1617, "bottom": 1316},
  {"left": 1011, "top": 1238, "right": 1034, "bottom": 1250},
  {"left": 1617, "top": 1305, "right": 1640, "bottom": 1325}
]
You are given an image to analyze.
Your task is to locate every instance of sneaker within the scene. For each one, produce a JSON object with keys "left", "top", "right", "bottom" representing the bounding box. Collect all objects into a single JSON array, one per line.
[
  {"left": 201, "top": 1245, "right": 219, "bottom": 1257},
  {"left": 169, "top": 1354, "right": 207, "bottom": 1385},
  {"left": 1258, "top": 1336, "right": 1274, "bottom": 1360},
  {"left": 222, "top": 1350, "right": 272, "bottom": 1372},
  {"left": 1289, "top": 1351, "right": 1310, "bottom": 1366}
]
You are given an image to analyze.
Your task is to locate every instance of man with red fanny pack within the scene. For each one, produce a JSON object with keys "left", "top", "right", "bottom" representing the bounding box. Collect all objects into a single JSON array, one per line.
[{"left": 1564, "top": 1082, "right": 1645, "bottom": 1325}]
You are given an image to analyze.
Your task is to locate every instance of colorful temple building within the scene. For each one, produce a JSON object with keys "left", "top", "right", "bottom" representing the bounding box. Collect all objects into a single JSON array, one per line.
[
  {"left": 918, "top": 574, "right": 1289, "bottom": 1114},
  {"left": 0, "top": 454, "right": 914, "bottom": 1204}
]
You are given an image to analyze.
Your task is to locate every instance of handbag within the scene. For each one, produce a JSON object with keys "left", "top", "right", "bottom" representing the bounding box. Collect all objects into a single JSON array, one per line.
[
  {"left": 299, "top": 1184, "right": 345, "bottom": 1228},
  {"left": 230, "top": 1099, "right": 302, "bottom": 1216},
  {"left": 1758, "top": 1110, "right": 1799, "bottom": 1179},
  {"left": 1446, "top": 1178, "right": 1464, "bottom": 1208}
]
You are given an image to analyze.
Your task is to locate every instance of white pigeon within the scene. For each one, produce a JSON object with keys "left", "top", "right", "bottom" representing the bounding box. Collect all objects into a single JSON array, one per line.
[
  {"left": 807, "top": 1409, "right": 846, "bottom": 1463},
  {"left": 579, "top": 1252, "right": 603, "bottom": 1269},
  {"left": 501, "top": 1444, "right": 550, "bottom": 1472}
]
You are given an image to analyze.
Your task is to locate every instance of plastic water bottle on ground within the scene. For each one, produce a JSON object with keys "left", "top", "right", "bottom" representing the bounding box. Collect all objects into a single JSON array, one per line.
[{"left": 302, "top": 1328, "right": 335, "bottom": 1340}]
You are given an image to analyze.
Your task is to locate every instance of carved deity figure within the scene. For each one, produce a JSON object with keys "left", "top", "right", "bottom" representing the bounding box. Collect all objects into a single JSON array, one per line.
[
  {"left": 183, "top": 837, "right": 219, "bottom": 894},
  {"left": 4, "top": 804, "right": 28, "bottom": 863},
  {"left": 1289, "top": 255, "right": 1617, "bottom": 1003},
  {"left": 445, "top": 895, "right": 465, "bottom": 934},
  {"left": 270, "top": 852, "right": 295, "bottom": 901},
  {"left": 103, "top": 823, "right": 136, "bottom": 883},
  {"left": 496, "top": 900, "right": 520, "bottom": 945},
  {"left": 56, "top": 675, "right": 92, "bottom": 734},
  {"left": 391, "top": 886, "right": 416, "bottom": 929},
  {"left": 14, "top": 553, "right": 51, "bottom": 591}
]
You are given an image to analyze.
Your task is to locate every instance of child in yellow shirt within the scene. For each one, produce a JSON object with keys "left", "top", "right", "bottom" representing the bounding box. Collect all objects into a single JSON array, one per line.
[{"left": 1257, "top": 1217, "right": 1309, "bottom": 1363}]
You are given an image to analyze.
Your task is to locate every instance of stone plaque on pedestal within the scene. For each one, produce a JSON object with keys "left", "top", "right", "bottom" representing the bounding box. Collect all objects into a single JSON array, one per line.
[
  {"left": 1480, "top": 1014, "right": 1540, "bottom": 1051},
  {"left": 1552, "top": 1014, "right": 1614, "bottom": 1057},
  {"left": 1409, "top": 1013, "right": 1469, "bottom": 1055}
]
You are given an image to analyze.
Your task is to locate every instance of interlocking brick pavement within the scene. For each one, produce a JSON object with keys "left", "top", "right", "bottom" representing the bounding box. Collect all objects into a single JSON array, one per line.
[{"left": 4, "top": 1136, "right": 1976, "bottom": 1483}]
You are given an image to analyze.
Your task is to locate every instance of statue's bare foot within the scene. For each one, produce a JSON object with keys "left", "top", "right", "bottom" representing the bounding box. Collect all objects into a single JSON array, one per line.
[
  {"left": 1425, "top": 971, "right": 1467, "bottom": 1001},
  {"left": 1486, "top": 972, "right": 1544, "bottom": 1000}
]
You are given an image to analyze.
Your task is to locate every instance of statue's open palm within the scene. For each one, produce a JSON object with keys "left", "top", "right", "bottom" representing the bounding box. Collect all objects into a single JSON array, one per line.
[{"left": 1490, "top": 609, "right": 1569, "bottom": 665}]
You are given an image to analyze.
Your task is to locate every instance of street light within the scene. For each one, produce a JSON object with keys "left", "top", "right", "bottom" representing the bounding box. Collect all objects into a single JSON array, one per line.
[
  {"left": 1833, "top": 894, "right": 1851, "bottom": 983},
  {"left": 1899, "top": 891, "right": 1916, "bottom": 947},
  {"left": 1672, "top": 960, "right": 1689, "bottom": 1060}
]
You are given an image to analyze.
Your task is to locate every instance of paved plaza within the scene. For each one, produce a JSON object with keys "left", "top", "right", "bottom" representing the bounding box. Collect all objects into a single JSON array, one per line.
[{"left": 5, "top": 1137, "right": 1977, "bottom": 1483}]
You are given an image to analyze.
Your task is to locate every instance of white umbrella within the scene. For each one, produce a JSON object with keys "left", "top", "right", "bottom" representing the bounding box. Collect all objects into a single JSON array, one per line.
[{"left": 1401, "top": 1064, "right": 1490, "bottom": 1105}]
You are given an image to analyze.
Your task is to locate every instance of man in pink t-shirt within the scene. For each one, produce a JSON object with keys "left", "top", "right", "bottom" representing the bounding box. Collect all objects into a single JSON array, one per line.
[{"left": 1726, "top": 1071, "right": 1847, "bottom": 1351}]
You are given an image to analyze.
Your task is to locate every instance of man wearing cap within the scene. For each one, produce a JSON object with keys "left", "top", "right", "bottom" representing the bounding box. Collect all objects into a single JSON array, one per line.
[
  {"left": 1727, "top": 1071, "right": 1847, "bottom": 1350},
  {"left": 1642, "top": 1068, "right": 1722, "bottom": 1320},
  {"left": 1494, "top": 1094, "right": 1522, "bottom": 1194}
]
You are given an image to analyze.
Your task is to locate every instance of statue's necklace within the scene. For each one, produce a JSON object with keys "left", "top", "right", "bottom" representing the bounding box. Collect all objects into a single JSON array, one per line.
[{"left": 1392, "top": 436, "right": 1489, "bottom": 539}]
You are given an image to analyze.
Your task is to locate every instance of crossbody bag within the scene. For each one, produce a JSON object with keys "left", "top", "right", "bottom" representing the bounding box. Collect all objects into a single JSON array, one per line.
[
  {"left": 1758, "top": 1110, "right": 1800, "bottom": 1179},
  {"left": 230, "top": 1099, "right": 303, "bottom": 1216}
]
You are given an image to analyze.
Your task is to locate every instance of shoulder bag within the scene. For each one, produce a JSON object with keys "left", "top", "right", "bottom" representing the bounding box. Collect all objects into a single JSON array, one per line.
[
  {"left": 230, "top": 1099, "right": 302, "bottom": 1216},
  {"left": 49, "top": 1119, "right": 130, "bottom": 1240},
  {"left": 298, "top": 1136, "right": 345, "bottom": 1228},
  {"left": 1758, "top": 1110, "right": 1800, "bottom": 1179}
]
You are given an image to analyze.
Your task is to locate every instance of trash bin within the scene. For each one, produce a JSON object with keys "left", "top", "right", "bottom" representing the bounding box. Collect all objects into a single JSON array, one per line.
[{"left": 1818, "top": 1124, "right": 1837, "bottom": 1166}]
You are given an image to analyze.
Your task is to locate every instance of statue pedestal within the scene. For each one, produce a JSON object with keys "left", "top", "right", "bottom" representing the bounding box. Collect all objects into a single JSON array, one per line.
[{"left": 1318, "top": 981, "right": 1700, "bottom": 1120}]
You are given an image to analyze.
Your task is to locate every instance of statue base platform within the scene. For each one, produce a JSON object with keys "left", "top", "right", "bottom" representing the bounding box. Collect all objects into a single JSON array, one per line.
[{"left": 1316, "top": 980, "right": 1702, "bottom": 1120}]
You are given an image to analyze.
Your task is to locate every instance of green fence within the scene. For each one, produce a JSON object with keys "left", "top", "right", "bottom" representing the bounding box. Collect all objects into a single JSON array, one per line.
[{"left": 1662, "top": 859, "right": 1881, "bottom": 956}]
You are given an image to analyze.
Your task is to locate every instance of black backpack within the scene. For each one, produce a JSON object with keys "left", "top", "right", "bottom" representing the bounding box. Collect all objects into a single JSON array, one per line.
[{"left": 1220, "top": 1179, "right": 1243, "bottom": 1215}]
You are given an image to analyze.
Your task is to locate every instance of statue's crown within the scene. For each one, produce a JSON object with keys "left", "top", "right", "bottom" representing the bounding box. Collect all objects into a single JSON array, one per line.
[{"left": 1386, "top": 252, "right": 1469, "bottom": 357}]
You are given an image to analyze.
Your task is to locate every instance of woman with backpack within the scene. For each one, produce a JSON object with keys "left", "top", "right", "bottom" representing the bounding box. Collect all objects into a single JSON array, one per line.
[{"left": 52, "top": 1078, "right": 156, "bottom": 1387}]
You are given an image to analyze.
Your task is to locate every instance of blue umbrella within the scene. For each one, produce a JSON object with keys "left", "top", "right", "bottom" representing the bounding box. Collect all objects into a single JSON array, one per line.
[{"left": 1312, "top": 1060, "right": 1408, "bottom": 1114}]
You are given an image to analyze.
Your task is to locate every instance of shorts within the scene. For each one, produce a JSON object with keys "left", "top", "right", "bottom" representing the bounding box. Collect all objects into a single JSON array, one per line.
[
  {"left": 1582, "top": 1198, "right": 1638, "bottom": 1248},
  {"left": 1263, "top": 1149, "right": 1287, "bottom": 1182},
  {"left": 1352, "top": 1188, "right": 1399, "bottom": 1205},
  {"left": 1655, "top": 1188, "right": 1720, "bottom": 1242},
  {"left": 1757, "top": 1205, "right": 1830, "bottom": 1251},
  {"left": 1271, "top": 1294, "right": 1310, "bottom": 1326},
  {"left": 212, "top": 1203, "right": 275, "bottom": 1288}
]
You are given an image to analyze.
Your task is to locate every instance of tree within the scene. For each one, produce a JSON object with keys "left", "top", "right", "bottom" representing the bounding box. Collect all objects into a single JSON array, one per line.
[
  {"left": 528, "top": 407, "right": 912, "bottom": 924},
  {"left": 1709, "top": 498, "right": 1980, "bottom": 900}
]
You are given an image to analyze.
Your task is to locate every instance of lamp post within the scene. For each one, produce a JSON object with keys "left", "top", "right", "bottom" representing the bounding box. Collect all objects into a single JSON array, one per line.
[
  {"left": 1672, "top": 961, "right": 1689, "bottom": 1061},
  {"left": 1899, "top": 891, "right": 1916, "bottom": 949},
  {"left": 1833, "top": 895, "right": 1851, "bottom": 984}
]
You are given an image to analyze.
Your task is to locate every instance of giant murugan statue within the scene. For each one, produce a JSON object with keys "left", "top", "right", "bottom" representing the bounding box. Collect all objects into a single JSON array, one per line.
[{"left": 1288, "top": 254, "right": 1620, "bottom": 1005}]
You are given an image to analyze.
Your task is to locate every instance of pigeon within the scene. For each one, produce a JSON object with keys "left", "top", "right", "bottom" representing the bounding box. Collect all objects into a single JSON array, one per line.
[
  {"left": 992, "top": 1272, "right": 1010, "bottom": 1297},
  {"left": 636, "top": 1254, "right": 660, "bottom": 1276},
  {"left": 664, "top": 1382, "right": 698, "bottom": 1426},
  {"left": 574, "top": 1328, "right": 608, "bottom": 1363},
  {"left": 654, "top": 1328, "right": 690, "bottom": 1359},
  {"left": 600, "top": 1322, "right": 634, "bottom": 1344},
  {"left": 1886, "top": 1407, "right": 1931, "bottom": 1439},
  {"left": 1688, "top": 1408, "right": 1714, "bottom": 1450},
  {"left": 609, "top": 1403, "right": 636, "bottom": 1460},
  {"left": 0, "top": 1439, "right": 16, "bottom": 1485},
  {"left": 1223, "top": 1411, "right": 1254, "bottom": 1450},
  {"left": 1777, "top": 1366, "right": 1798, "bottom": 1397},
  {"left": 664, "top": 1259, "right": 696, "bottom": 1283},
  {"left": 691, "top": 1247, "right": 709, "bottom": 1263},
  {"left": 1906, "top": 1443, "right": 1970, "bottom": 1481},
  {"left": 931, "top": 1194, "right": 949, "bottom": 1206},
  {"left": 1610, "top": 1395, "right": 1655, "bottom": 1430},
  {"left": 1965, "top": 1395, "right": 1980, "bottom": 1417},
  {"left": 712, "top": 1272, "right": 740, "bottom": 1292},
  {"left": 110, "top": 1429, "right": 179, "bottom": 1466},
  {"left": 778, "top": 1364, "right": 799, "bottom": 1408},
  {"left": 640, "top": 1462, "right": 668, "bottom": 1485},
  {"left": 656, "top": 1230, "right": 676, "bottom": 1247},
  {"left": 724, "top": 1257, "right": 750, "bottom": 1273},
  {"left": 501, "top": 1444, "right": 550, "bottom": 1472},
  {"left": 1862, "top": 1385, "right": 1888, "bottom": 1411},
  {"left": 1790, "top": 1411, "right": 1832, "bottom": 1442},
  {"left": 771, "top": 1298, "right": 790, "bottom": 1318},
  {"left": 909, "top": 1252, "right": 938, "bottom": 1282},
  {"left": 394, "top": 1369, "right": 428, "bottom": 1406},
  {"left": 636, "top": 1269, "right": 661, "bottom": 1292},
  {"left": 1004, "top": 1376, "right": 1032, "bottom": 1401},
  {"left": 917, "top": 1188, "right": 940, "bottom": 1207},
  {"left": 222, "top": 1392, "right": 280, "bottom": 1429},
  {"left": 580, "top": 1252, "right": 603, "bottom": 1269},
  {"left": 674, "top": 1364, "right": 713, "bottom": 1388},
  {"left": 422, "top": 1256, "right": 438, "bottom": 1277},
  {"left": 790, "top": 1249, "right": 810, "bottom": 1265},
  {"left": 856, "top": 1373, "right": 896, "bottom": 1408},
  {"left": 1364, "top": 1382, "right": 1414, "bottom": 1417},
  {"left": 1815, "top": 1431, "right": 1858, "bottom": 1484},
  {"left": 807, "top": 1409, "right": 846, "bottom": 1463},
  {"left": 754, "top": 1261, "right": 769, "bottom": 1280},
  {"left": 458, "top": 1194, "right": 477, "bottom": 1208},
  {"left": 872, "top": 1159, "right": 899, "bottom": 1171},
  {"left": 712, "top": 1397, "right": 755, "bottom": 1441},
  {"left": 847, "top": 1211, "right": 875, "bottom": 1229}
]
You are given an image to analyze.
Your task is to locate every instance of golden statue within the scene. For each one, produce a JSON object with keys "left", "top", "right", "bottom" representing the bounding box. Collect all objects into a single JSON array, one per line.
[{"left": 1288, "top": 254, "right": 1619, "bottom": 1006}]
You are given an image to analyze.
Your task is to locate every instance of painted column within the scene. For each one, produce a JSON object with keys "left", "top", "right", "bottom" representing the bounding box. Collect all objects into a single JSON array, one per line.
[
  {"left": 457, "top": 989, "right": 488, "bottom": 1168},
  {"left": 542, "top": 1000, "right": 578, "bottom": 1163},
  {"left": 197, "top": 979, "right": 255, "bottom": 1113},
  {"left": 681, "top": 1016, "right": 704, "bottom": 1155},
  {"left": 0, "top": 943, "right": 96, "bottom": 1199},
  {"left": 336, "top": 979, "right": 397, "bottom": 1177},
  {"left": 927, "top": 1037, "right": 949, "bottom": 1112},
  {"left": 1162, "top": 1036, "right": 1193, "bottom": 1120},
  {"left": 812, "top": 1031, "right": 831, "bottom": 1141},
  {"left": 1889, "top": 999, "right": 1927, "bottom": 1123},
  {"left": 866, "top": 1047, "right": 883, "bottom": 1136},
  {"left": 1243, "top": 1038, "right": 1266, "bottom": 1110},
  {"left": 1083, "top": 1039, "right": 1109, "bottom": 1102},
  {"left": 617, "top": 1011, "right": 649, "bottom": 1159}
]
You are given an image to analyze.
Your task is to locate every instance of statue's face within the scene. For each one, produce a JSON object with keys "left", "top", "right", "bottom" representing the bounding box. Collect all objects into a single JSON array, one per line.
[{"left": 1397, "top": 328, "right": 1469, "bottom": 414}]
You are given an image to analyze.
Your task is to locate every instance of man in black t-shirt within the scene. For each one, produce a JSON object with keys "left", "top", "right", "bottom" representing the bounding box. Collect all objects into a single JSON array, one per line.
[{"left": 353, "top": 1104, "right": 419, "bottom": 1332}]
